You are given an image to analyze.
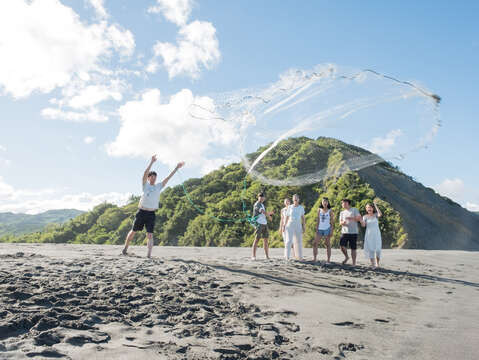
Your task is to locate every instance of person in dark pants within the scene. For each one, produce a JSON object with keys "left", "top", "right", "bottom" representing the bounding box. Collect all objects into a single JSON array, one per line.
[
  {"left": 339, "top": 199, "right": 361, "bottom": 265},
  {"left": 251, "top": 192, "right": 273, "bottom": 260},
  {"left": 122, "top": 155, "right": 184, "bottom": 258}
]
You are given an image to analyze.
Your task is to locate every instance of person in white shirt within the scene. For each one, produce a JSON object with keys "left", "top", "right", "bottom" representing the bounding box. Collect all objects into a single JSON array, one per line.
[
  {"left": 313, "top": 197, "right": 334, "bottom": 263},
  {"left": 122, "top": 155, "right": 184, "bottom": 258},
  {"left": 279, "top": 198, "right": 296, "bottom": 259},
  {"left": 282, "top": 194, "right": 305, "bottom": 260},
  {"left": 339, "top": 199, "right": 361, "bottom": 265}
]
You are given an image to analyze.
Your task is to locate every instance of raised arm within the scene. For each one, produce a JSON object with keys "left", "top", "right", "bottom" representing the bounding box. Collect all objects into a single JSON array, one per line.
[
  {"left": 143, "top": 155, "right": 157, "bottom": 185},
  {"left": 374, "top": 201, "right": 382, "bottom": 218},
  {"left": 161, "top": 161, "right": 185, "bottom": 188}
]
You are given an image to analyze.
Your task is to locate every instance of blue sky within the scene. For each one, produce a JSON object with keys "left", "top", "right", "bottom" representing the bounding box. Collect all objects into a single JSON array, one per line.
[{"left": 0, "top": 0, "right": 477, "bottom": 213}]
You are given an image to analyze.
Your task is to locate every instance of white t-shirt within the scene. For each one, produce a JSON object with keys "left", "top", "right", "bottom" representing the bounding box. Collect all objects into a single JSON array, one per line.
[
  {"left": 139, "top": 182, "right": 164, "bottom": 210},
  {"left": 287, "top": 205, "right": 305, "bottom": 223},
  {"left": 340, "top": 208, "right": 360, "bottom": 234},
  {"left": 255, "top": 202, "right": 267, "bottom": 225}
]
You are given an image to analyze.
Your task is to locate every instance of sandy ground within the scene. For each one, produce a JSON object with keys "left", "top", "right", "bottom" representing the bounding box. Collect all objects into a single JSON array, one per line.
[{"left": 0, "top": 244, "right": 478, "bottom": 360}]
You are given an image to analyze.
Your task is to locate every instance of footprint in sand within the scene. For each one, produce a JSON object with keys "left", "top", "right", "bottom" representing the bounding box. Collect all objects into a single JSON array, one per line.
[{"left": 332, "top": 321, "right": 365, "bottom": 329}]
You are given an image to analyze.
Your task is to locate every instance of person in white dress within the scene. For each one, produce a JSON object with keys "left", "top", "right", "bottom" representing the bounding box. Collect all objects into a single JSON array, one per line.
[
  {"left": 313, "top": 197, "right": 334, "bottom": 262},
  {"left": 281, "top": 194, "right": 305, "bottom": 260},
  {"left": 359, "top": 201, "right": 382, "bottom": 268},
  {"left": 279, "top": 198, "right": 296, "bottom": 259}
]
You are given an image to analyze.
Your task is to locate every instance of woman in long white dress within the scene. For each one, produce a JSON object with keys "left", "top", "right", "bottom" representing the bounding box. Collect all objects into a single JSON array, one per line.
[
  {"left": 360, "top": 201, "right": 382, "bottom": 268},
  {"left": 282, "top": 194, "right": 305, "bottom": 260},
  {"left": 279, "top": 198, "right": 295, "bottom": 259}
]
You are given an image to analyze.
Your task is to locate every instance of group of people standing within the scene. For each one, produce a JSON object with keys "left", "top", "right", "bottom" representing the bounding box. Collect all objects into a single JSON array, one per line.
[
  {"left": 123, "top": 156, "right": 382, "bottom": 268},
  {"left": 252, "top": 193, "right": 383, "bottom": 268}
]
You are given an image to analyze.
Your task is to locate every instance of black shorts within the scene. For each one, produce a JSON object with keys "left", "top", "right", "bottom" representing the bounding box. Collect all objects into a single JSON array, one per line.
[
  {"left": 254, "top": 224, "right": 269, "bottom": 240},
  {"left": 340, "top": 234, "right": 358, "bottom": 250},
  {"left": 132, "top": 209, "right": 156, "bottom": 233}
]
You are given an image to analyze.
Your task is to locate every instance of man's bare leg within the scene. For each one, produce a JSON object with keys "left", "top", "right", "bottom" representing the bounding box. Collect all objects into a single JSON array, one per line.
[
  {"left": 122, "top": 230, "right": 136, "bottom": 255},
  {"left": 351, "top": 249, "right": 357, "bottom": 266},
  {"left": 376, "top": 256, "right": 380, "bottom": 268},
  {"left": 252, "top": 238, "right": 259, "bottom": 260},
  {"left": 263, "top": 238, "right": 270, "bottom": 260},
  {"left": 341, "top": 246, "right": 349, "bottom": 264},
  {"left": 146, "top": 233, "right": 154, "bottom": 258}
]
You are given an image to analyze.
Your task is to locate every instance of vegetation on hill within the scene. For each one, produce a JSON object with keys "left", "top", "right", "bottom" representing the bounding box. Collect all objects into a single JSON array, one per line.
[
  {"left": 0, "top": 209, "right": 84, "bottom": 237},
  {"left": 0, "top": 137, "right": 408, "bottom": 249}
]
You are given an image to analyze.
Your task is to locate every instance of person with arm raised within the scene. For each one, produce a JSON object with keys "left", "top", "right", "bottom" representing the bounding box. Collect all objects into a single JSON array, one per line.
[{"left": 122, "top": 155, "right": 185, "bottom": 258}]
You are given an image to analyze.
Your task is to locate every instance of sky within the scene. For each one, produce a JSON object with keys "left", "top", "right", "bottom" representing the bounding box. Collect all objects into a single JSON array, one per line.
[{"left": 0, "top": 0, "right": 478, "bottom": 214}]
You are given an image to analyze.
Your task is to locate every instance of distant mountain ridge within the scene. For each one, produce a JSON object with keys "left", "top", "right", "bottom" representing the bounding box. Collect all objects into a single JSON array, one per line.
[
  {"left": 2, "top": 137, "right": 478, "bottom": 250},
  {"left": 0, "top": 209, "right": 84, "bottom": 236}
]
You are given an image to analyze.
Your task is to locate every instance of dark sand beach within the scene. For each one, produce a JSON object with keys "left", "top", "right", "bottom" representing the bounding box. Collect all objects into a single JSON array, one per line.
[{"left": 0, "top": 244, "right": 477, "bottom": 359}]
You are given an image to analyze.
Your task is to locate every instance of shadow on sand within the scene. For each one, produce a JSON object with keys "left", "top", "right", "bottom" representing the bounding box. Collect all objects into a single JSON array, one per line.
[{"left": 170, "top": 258, "right": 479, "bottom": 291}]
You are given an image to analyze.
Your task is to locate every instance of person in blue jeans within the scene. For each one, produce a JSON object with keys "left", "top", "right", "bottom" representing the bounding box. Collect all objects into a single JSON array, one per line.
[{"left": 313, "top": 197, "right": 334, "bottom": 262}]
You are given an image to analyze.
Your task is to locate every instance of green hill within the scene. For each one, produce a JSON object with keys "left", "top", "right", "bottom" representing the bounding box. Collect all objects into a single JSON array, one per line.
[
  {"left": 0, "top": 209, "right": 84, "bottom": 237},
  {"left": 2, "top": 137, "right": 478, "bottom": 250}
]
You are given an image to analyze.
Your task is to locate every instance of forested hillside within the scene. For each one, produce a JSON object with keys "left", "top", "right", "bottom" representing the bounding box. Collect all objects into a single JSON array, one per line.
[
  {"left": 0, "top": 209, "right": 83, "bottom": 236},
  {"left": 2, "top": 137, "right": 478, "bottom": 250}
]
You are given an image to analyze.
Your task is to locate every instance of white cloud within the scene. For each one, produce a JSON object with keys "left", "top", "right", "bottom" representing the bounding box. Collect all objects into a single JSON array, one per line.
[
  {"left": 0, "top": 147, "right": 10, "bottom": 166},
  {"left": 87, "top": 0, "right": 108, "bottom": 19},
  {"left": 42, "top": 75, "right": 129, "bottom": 122},
  {"left": 0, "top": 159, "right": 11, "bottom": 167},
  {"left": 148, "top": 0, "right": 193, "bottom": 26},
  {"left": 199, "top": 157, "right": 238, "bottom": 175},
  {"left": 106, "top": 24, "right": 135, "bottom": 58},
  {"left": 0, "top": 0, "right": 135, "bottom": 99},
  {"left": 67, "top": 84, "right": 123, "bottom": 109},
  {"left": 434, "top": 178, "right": 465, "bottom": 201},
  {"left": 149, "top": 20, "right": 220, "bottom": 79},
  {"left": 466, "top": 202, "right": 479, "bottom": 212},
  {"left": 367, "top": 129, "right": 403, "bottom": 154},
  {"left": 42, "top": 108, "right": 109, "bottom": 122},
  {"left": 434, "top": 178, "right": 479, "bottom": 214},
  {"left": 84, "top": 136, "right": 96, "bottom": 144},
  {"left": 0, "top": 176, "right": 131, "bottom": 214},
  {"left": 0, "top": 177, "right": 14, "bottom": 198},
  {"left": 106, "top": 88, "right": 239, "bottom": 170}
]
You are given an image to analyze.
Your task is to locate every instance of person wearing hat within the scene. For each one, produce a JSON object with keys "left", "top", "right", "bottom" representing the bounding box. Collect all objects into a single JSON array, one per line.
[{"left": 251, "top": 192, "right": 274, "bottom": 260}]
